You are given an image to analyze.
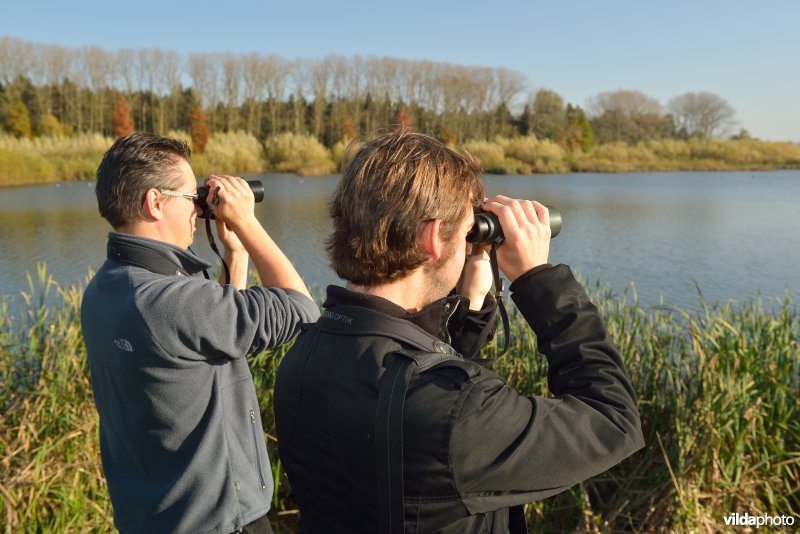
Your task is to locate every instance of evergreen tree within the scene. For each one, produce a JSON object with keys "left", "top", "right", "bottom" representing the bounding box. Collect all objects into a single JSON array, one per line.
[
  {"left": 565, "top": 104, "right": 593, "bottom": 152},
  {"left": 515, "top": 103, "right": 532, "bottom": 136}
]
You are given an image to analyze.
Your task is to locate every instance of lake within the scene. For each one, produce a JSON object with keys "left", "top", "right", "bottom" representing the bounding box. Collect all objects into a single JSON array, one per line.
[{"left": 1, "top": 170, "right": 798, "bottom": 314}]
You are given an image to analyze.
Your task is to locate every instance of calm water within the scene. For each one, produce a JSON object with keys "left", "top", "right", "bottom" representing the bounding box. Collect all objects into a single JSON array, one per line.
[{"left": 1, "top": 171, "right": 798, "bottom": 314}]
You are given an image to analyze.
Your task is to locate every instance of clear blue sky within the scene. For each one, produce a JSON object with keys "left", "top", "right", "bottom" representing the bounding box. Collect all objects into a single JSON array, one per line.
[{"left": 2, "top": 0, "right": 798, "bottom": 141}]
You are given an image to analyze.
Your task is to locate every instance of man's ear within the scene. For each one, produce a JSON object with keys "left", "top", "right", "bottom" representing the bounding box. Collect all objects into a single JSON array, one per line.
[
  {"left": 419, "top": 219, "right": 444, "bottom": 262},
  {"left": 141, "top": 188, "right": 166, "bottom": 222}
]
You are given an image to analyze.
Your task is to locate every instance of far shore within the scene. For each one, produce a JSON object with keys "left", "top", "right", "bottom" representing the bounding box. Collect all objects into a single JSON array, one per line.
[{"left": 2, "top": 131, "right": 799, "bottom": 188}]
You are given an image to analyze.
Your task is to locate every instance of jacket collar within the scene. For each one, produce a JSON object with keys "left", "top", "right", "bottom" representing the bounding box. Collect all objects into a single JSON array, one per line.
[
  {"left": 323, "top": 285, "right": 467, "bottom": 342},
  {"left": 107, "top": 232, "right": 212, "bottom": 276}
]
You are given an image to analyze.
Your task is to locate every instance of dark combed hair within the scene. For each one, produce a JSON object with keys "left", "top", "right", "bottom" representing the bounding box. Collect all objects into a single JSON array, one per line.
[
  {"left": 327, "top": 130, "right": 485, "bottom": 286},
  {"left": 95, "top": 132, "right": 191, "bottom": 228}
]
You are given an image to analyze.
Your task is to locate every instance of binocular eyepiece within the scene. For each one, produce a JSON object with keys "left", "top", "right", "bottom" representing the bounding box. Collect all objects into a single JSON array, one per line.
[
  {"left": 466, "top": 206, "right": 562, "bottom": 244},
  {"left": 197, "top": 180, "right": 265, "bottom": 218}
]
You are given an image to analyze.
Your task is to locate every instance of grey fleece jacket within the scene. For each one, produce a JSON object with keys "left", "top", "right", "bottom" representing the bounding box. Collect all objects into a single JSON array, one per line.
[{"left": 81, "top": 232, "right": 320, "bottom": 534}]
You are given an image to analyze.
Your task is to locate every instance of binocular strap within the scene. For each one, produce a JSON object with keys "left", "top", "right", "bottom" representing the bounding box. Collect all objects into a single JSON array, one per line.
[{"left": 203, "top": 187, "right": 231, "bottom": 285}]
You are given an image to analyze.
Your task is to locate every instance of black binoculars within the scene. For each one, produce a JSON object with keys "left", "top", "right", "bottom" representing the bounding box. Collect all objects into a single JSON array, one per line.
[
  {"left": 197, "top": 180, "right": 265, "bottom": 218},
  {"left": 466, "top": 206, "right": 562, "bottom": 244}
]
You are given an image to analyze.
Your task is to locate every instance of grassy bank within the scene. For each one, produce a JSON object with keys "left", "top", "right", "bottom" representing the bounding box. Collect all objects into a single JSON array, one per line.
[
  {"left": 2, "top": 133, "right": 800, "bottom": 188},
  {"left": 1, "top": 269, "right": 798, "bottom": 532},
  {"left": 0, "top": 131, "right": 338, "bottom": 188},
  {"left": 463, "top": 136, "right": 800, "bottom": 175}
]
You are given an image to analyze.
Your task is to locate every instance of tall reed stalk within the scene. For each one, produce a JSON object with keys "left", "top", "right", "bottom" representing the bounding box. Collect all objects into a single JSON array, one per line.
[{"left": 1, "top": 268, "right": 797, "bottom": 532}]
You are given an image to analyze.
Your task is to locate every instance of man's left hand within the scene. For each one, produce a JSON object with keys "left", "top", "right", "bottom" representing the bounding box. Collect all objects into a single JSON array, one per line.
[
  {"left": 457, "top": 243, "right": 493, "bottom": 311},
  {"left": 215, "top": 219, "right": 246, "bottom": 254}
]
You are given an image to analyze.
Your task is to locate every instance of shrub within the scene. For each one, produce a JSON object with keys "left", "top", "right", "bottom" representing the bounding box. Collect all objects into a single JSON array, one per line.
[
  {"left": 202, "top": 131, "right": 266, "bottom": 176},
  {"left": 331, "top": 138, "right": 365, "bottom": 172},
  {"left": 462, "top": 140, "right": 506, "bottom": 173},
  {"left": 264, "top": 133, "right": 335, "bottom": 176}
]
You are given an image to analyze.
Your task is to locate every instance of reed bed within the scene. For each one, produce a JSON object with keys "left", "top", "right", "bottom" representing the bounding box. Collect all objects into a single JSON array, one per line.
[
  {"left": 1, "top": 268, "right": 797, "bottom": 532},
  {"left": 3, "top": 134, "right": 800, "bottom": 188},
  {"left": 0, "top": 133, "right": 112, "bottom": 186}
]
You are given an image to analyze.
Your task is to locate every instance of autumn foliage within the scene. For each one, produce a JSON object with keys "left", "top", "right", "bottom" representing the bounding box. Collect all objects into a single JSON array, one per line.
[
  {"left": 5, "top": 100, "right": 32, "bottom": 139},
  {"left": 111, "top": 98, "right": 134, "bottom": 138},
  {"left": 394, "top": 104, "right": 412, "bottom": 132},
  {"left": 189, "top": 105, "right": 209, "bottom": 154}
]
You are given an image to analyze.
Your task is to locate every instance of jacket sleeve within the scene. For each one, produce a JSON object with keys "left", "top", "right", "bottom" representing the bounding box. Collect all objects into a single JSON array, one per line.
[
  {"left": 448, "top": 294, "right": 497, "bottom": 360},
  {"left": 449, "top": 264, "right": 644, "bottom": 514},
  {"left": 139, "top": 276, "right": 321, "bottom": 361}
]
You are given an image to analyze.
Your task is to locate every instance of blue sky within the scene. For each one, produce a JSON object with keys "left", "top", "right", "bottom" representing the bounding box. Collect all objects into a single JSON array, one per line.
[{"left": 2, "top": 0, "right": 798, "bottom": 141}]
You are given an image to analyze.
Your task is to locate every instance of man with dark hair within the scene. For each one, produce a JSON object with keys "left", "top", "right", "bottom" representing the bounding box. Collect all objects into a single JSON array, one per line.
[
  {"left": 274, "top": 130, "right": 644, "bottom": 533},
  {"left": 81, "top": 132, "right": 319, "bottom": 534}
]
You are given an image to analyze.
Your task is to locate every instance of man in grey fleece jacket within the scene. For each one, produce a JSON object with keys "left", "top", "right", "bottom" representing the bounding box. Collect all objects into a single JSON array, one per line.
[{"left": 81, "top": 133, "right": 319, "bottom": 534}]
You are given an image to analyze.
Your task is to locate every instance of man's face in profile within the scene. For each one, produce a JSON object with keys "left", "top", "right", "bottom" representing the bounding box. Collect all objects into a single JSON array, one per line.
[
  {"left": 429, "top": 203, "right": 476, "bottom": 298},
  {"left": 160, "top": 159, "right": 200, "bottom": 250}
]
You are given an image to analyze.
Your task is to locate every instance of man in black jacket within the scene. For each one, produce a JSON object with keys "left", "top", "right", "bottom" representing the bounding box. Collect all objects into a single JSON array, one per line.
[{"left": 274, "top": 130, "right": 644, "bottom": 533}]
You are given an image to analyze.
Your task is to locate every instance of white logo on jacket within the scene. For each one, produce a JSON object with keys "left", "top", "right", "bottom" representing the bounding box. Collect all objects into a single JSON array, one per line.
[{"left": 114, "top": 338, "right": 133, "bottom": 352}]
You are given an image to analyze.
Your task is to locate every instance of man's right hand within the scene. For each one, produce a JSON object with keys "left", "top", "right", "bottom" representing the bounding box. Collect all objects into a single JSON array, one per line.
[
  {"left": 482, "top": 195, "right": 551, "bottom": 282},
  {"left": 204, "top": 175, "right": 257, "bottom": 232}
]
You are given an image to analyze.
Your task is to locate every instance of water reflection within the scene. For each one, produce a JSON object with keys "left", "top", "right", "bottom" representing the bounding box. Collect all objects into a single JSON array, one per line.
[{"left": 1, "top": 171, "right": 798, "bottom": 314}]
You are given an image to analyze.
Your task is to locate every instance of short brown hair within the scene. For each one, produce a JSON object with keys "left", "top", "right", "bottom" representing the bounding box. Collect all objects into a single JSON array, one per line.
[
  {"left": 327, "top": 130, "right": 484, "bottom": 286},
  {"left": 96, "top": 132, "right": 191, "bottom": 228}
]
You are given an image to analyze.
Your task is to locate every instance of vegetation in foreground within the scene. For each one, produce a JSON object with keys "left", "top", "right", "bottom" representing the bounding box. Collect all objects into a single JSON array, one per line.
[
  {"left": 2, "top": 131, "right": 800, "bottom": 189},
  {"left": 1, "top": 267, "right": 798, "bottom": 532}
]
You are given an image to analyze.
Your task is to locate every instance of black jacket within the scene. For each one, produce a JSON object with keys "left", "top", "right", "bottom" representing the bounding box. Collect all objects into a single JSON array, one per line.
[{"left": 275, "top": 265, "right": 644, "bottom": 533}]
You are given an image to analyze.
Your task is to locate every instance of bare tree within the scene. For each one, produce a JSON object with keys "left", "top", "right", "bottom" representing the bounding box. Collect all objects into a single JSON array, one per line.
[
  {"left": 263, "top": 55, "right": 289, "bottom": 134},
  {"left": 494, "top": 67, "right": 527, "bottom": 111},
  {"left": 42, "top": 44, "right": 72, "bottom": 118},
  {"left": 309, "top": 58, "right": 331, "bottom": 138},
  {"left": 289, "top": 58, "right": 309, "bottom": 134},
  {"left": 115, "top": 49, "right": 137, "bottom": 96},
  {"left": 586, "top": 89, "right": 662, "bottom": 118},
  {"left": 222, "top": 53, "right": 242, "bottom": 131},
  {"left": 159, "top": 50, "right": 183, "bottom": 133},
  {"left": 241, "top": 52, "right": 270, "bottom": 134},
  {"left": 586, "top": 89, "right": 672, "bottom": 143},
  {"left": 0, "top": 37, "right": 34, "bottom": 100},
  {"left": 188, "top": 53, "right": 222, "bottom": 130},
  {"left": 80, "top": 45, "right": 114, "bottom": 132},
  {"left": 4, "top": 38, "right": 556, "bottom": 145},
  {"left": 667, "top": 91, "right": 737, "bottom": 138}
]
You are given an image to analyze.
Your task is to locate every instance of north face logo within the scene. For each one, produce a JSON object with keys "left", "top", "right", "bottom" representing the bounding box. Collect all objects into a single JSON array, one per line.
[{"left": 114, "top": 338, "right": 133, "bottom": 352}]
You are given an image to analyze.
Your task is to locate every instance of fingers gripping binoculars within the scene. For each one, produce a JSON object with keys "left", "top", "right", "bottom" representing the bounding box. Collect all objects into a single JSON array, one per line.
[
  {"left": 466, "top": 206, "right": 562, "bottom": 244},
  {"left": 197, "top": 180, "right": 265, "bottom": 218}
]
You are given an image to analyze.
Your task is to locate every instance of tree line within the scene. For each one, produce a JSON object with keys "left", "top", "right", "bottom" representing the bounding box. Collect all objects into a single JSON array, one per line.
[{"left": 1, "top": 36, "right": 744, "bottom": 153}]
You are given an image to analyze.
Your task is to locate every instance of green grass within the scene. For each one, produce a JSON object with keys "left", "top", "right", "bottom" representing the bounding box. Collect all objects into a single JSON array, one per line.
[{"left": 1, "top": 267, "right": 798, "bottom": 532}]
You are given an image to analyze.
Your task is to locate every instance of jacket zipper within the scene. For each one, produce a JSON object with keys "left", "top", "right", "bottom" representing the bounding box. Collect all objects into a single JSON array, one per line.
[
  {"left": 249, "top": 409, "right": 267, "bottom": 491},
  {"left": 443, "top": 299, "right": 460, "bottom": 344}
]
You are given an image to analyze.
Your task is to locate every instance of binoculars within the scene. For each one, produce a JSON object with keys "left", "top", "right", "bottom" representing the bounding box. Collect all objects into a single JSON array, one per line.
[
  {"left": 197, "top": 180, "right": 264, "bottom": 218},
  {"left": 467, "top": 206, "right": 562, "bottom": 244}
]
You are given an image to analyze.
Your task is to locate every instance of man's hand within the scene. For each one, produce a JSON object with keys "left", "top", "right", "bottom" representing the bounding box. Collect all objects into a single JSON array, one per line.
[
  {"left": 215, "top": 219, "right": 246, "bottom": 254},
  {"left": 204, "top": 175, "right": 257, "bottom": 232},
  {"left": 482, "top": 195, "right": 550, "bottom": 282},
  {"left": 215, "top": 219, "right": 249, "bottom": 289},
  {"left": 456, "top": 243, "right": 493, "bottom": 310},
  {"left": 204, "top": 175, "right": 312, "bottom": 299}
]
